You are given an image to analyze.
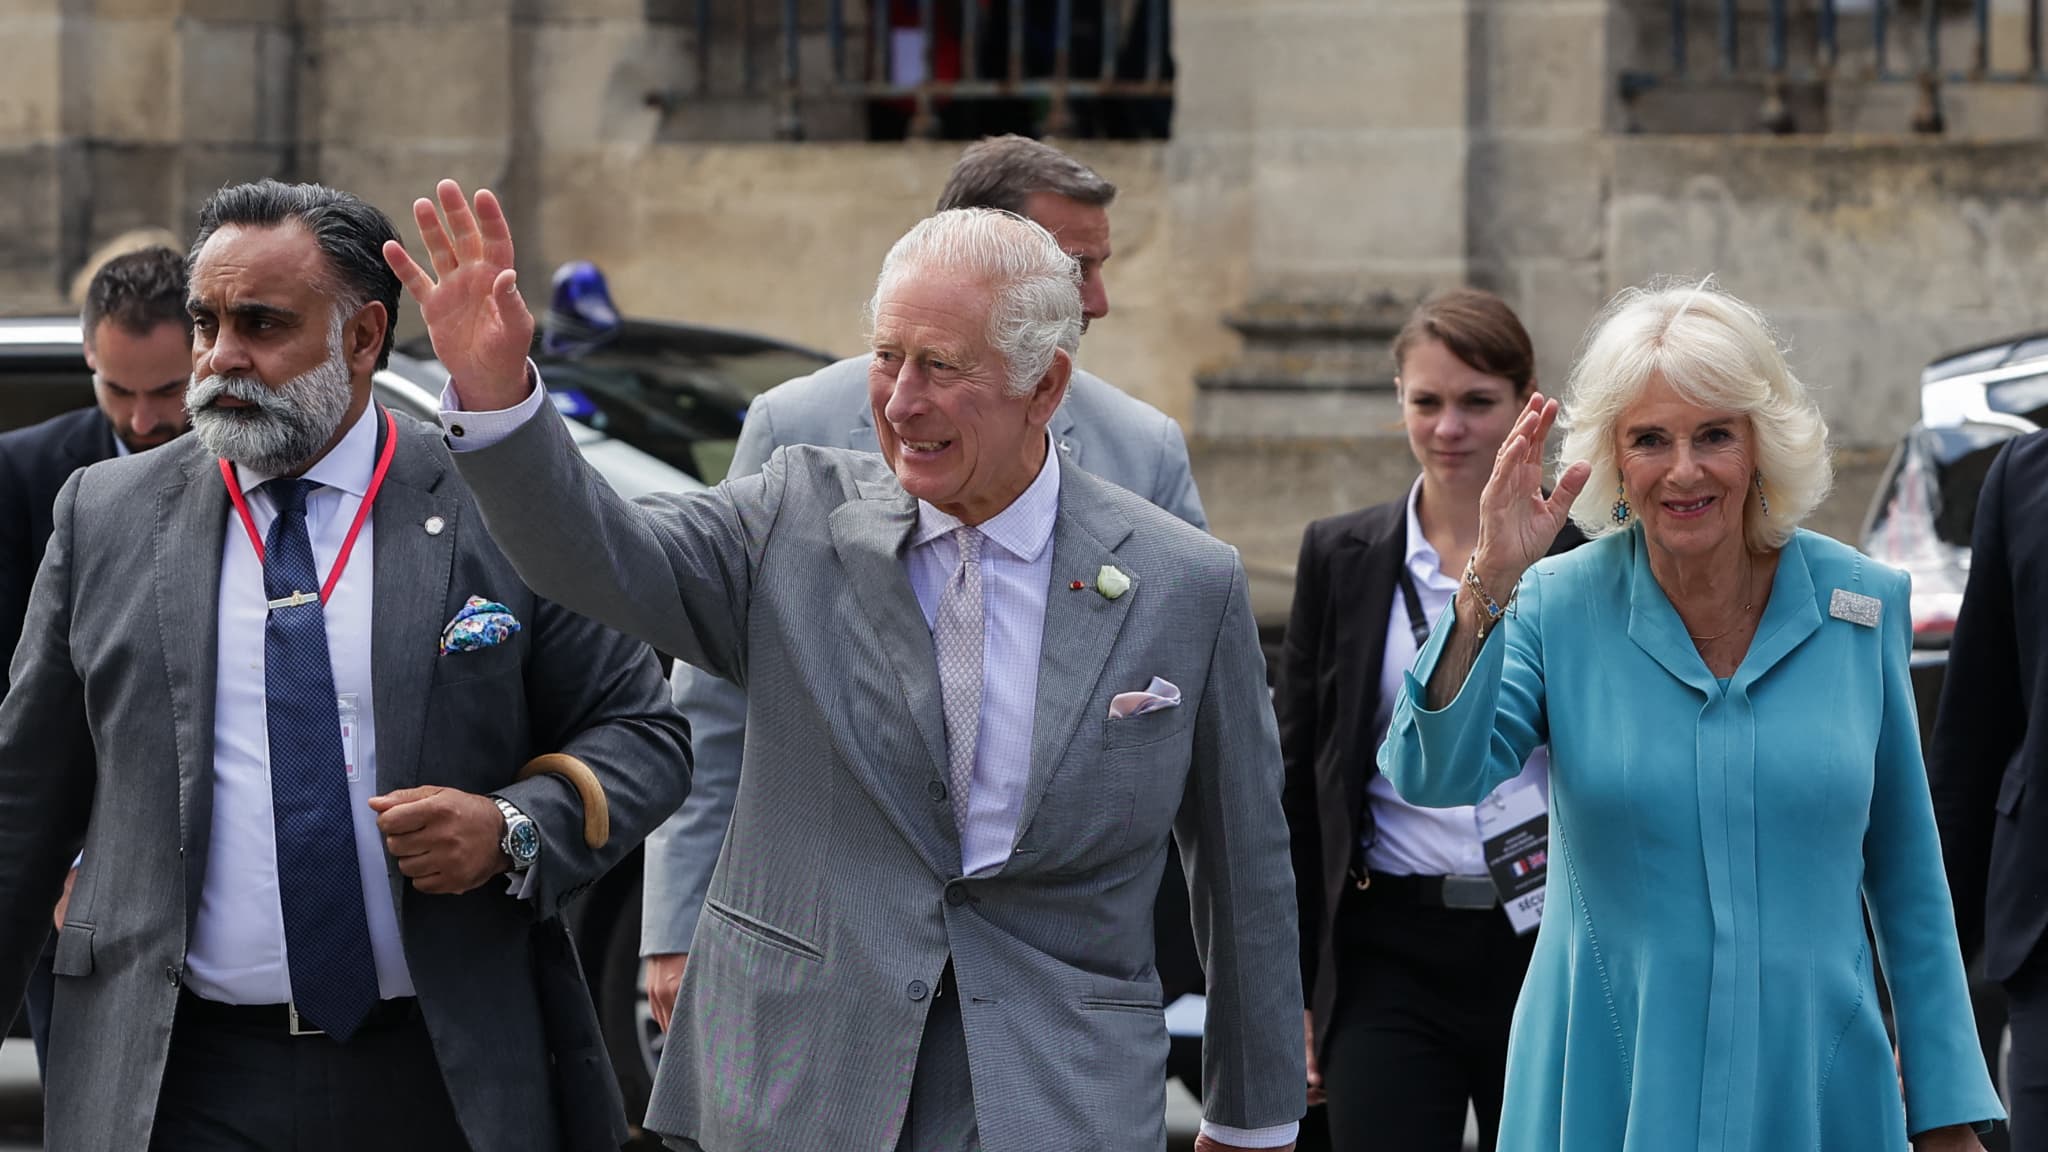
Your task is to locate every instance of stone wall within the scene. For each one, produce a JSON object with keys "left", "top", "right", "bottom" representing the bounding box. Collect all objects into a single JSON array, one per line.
[
  {"left": 4, "top": 0, "right": 2045, "bottom": 597},
  {"left": 0, "top": 0, "right": 296, "bottom": 312},
  {"left": 1604, "top": 136, "right": 2048, "bottom": 542},
  {"left": 517, "top": 138, "right": 1235, "bottom": 425}
]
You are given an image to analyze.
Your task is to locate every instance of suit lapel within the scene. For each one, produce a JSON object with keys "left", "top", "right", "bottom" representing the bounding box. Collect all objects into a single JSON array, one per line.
[
  {"left": 1010, "top": 461, "right": 1135, "bottom": 854},
  {"left": 827, "top": 483, "right": 961, "bottom": 869},
  {"left": 64, "top": 408, "right": 117, "bottom": 469},
  {"left": 1731, "top": 531, "right": 1821, "bottom": 689},
  {"left": 153, "top": 445, "right": 226, "bottom": 923},
  {"left": 848, "top": 408, "right": 881, "bottom": 455},
  {"left": 1339, "top": 505, "right": 1407, "bottom": 818},
  {"left": 368, "top": 420, "right": 461, "bottom": 808},
  {"left": 1049, "top": 405, "right": 1080, "bottom": 471},
  {"left": 1624, "top": 525, "right": 1717, "bottom": 694}
]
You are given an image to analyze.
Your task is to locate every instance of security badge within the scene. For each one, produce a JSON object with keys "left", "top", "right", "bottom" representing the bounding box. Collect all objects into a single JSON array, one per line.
[
  {"left": 1478, "top": 784, "right": 1549, "bottom": 936},
  {"left": 1829, "top": 589, "right": 1882, "bottom": 628}
]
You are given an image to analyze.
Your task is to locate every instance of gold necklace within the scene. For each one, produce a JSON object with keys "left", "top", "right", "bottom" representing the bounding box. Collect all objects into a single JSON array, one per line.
[{"left": 1686, "top": 559, "right": 1759, "bottom": 643}]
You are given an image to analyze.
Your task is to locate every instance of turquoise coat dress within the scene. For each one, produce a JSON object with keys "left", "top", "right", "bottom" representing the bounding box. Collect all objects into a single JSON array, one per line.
[{"left": 1379, "top": 526, "right": 2003, "bottom": 1151}]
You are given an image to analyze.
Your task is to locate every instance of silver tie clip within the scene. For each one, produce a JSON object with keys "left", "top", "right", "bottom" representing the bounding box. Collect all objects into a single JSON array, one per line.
[{"left": 267, "top": 591, "right": 319, "bottom": 612}]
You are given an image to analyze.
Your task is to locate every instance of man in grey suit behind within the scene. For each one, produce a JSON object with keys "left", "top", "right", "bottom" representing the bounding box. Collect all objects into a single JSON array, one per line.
[
  {"left": 0, "top": 181, "right": 691, "bottom": 1151},
  {"left": 642, "top": 135, "right": 1209, "bottom": 1028},
  {"left": 395, "top": 181, "right": 1303, "bottom": 1150}
]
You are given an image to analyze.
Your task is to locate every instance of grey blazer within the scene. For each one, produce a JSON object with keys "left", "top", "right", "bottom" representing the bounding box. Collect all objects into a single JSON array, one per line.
[
  {"left": 642, "top": 354, "right": 1207, "bottom": 957},
  {"left": 0, "top": 414, "right": 692, "bottom": 1152},
  {"left": 454, "top": 408, "right": 1301, "bottom": 1151}
]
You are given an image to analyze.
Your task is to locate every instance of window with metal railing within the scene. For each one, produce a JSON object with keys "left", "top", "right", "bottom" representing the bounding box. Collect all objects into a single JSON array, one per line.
[
  {"left": 1617, "top": 0, "right": 2043, "bottom": 133},
  {"left": 659, "top": 0, "right": 1173, "bottom": 141}
]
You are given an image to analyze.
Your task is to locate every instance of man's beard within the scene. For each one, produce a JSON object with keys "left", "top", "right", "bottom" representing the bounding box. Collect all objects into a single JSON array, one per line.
[{"left": 186, "top": 325, "right": 355, "bottom": 475}]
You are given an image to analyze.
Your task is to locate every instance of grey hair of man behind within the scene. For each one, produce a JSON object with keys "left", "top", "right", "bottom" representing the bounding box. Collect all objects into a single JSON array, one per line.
[
  {"left": 190, "top": 179, "right": 404, "bottom": 370},
  {"left": 936, "top": 135, "right": 1118, "bottom": 216},
  {"left": 869, "top": 208, "right": 1084, "bottom": 398}
]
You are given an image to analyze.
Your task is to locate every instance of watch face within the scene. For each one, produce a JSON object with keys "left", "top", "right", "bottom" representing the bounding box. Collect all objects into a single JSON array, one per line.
[{"left": 509, "top": 820, "right": 541, "bottom": 864}]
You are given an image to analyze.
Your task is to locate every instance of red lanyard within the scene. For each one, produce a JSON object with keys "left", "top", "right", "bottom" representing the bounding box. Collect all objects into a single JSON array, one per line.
[{"left": 219, "top": 408, "right": 399, "bottom": 608}]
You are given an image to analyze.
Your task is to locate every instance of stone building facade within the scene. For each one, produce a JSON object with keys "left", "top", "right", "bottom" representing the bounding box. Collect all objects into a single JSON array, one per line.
[{"left": 4, "top": 0, "right": 2046, "bottom": 615}]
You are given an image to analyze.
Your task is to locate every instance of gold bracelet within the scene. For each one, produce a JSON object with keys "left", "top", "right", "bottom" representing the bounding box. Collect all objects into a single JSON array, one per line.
[{"left": 1462, "top": 555, "right": 1516, "bottom": 640}]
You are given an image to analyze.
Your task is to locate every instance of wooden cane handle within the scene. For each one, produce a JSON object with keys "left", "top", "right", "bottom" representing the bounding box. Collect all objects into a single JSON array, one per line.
[{"left": 515, "top": 753, "right": 610, "bottom": 849}]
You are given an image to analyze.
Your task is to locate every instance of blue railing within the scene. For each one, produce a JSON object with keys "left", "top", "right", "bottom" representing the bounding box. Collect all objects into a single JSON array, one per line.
[
  {"left": 676, "top": 0, "right": 1173, "bottom": 140},
  {"left": 1619, "top": 0, "right": 2042, "bottom": 133}
]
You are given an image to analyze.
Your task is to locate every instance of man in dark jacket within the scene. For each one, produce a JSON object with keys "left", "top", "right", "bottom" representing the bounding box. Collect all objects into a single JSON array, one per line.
[{"left": 0, "top": 244, "right": 193, "bottom": 1072}]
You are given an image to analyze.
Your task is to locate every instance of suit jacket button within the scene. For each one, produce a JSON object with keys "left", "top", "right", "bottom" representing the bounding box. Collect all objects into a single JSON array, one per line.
[
  {"left": 944, "top": 881, "right": 969, "bottom": 907},
  {"left": 927, "top": 780, "right": 946, "bottom": 802},
  {"left": 907, "top": 980, "right": 929, "bottom": 1001},
  {"left": 165, "top": 966, "right": 180, "bottom": 986}
]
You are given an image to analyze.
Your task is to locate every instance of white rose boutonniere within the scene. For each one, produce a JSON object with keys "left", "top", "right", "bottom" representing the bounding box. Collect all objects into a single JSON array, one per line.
[{"left": 1095, "top": 564, "right": 1131, "bottom": 600}]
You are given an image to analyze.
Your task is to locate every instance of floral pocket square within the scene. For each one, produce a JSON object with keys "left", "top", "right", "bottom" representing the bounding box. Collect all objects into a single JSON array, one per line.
[
  {"left": 1108, "top": 676, "right": 1182, "bottom": 720},
  {"left": 440, "top": 596, "right": 521, "bottom": 655}
]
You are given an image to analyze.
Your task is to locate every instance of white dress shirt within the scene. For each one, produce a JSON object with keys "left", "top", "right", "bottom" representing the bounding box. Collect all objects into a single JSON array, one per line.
[
  {"left": 1365, "top": 479, "right": 1547, "bottom": 877},
  {"left": 439, "top": 381, "right": 1298, "bottom": 1149},
  {"left": 184, "top": 403, "right": 415, "bottom": 1004},
  {"left": 903, "top": 437, "right": 1060, "bottom": 877}
]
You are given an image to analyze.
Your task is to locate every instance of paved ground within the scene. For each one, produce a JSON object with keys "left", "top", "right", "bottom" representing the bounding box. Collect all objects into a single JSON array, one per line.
[{"left": 0, "top": 1037, "right": 1204, "bottom": 1150}]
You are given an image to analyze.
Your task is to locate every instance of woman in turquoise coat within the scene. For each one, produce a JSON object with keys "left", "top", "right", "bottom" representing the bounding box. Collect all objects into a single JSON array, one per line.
[{"left": 1379, "top": 281, "right": 2003, "bottom": 1151}]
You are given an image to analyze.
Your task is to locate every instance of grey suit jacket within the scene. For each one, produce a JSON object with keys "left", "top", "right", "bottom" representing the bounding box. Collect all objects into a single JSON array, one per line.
[
  {"left": 0, "top": 414, "right": 692, "bottom": 1152},
  {"left": 643, "top": 354, "right": 1207, "bottom": 956},
  {"left": 454, "top": 408, "right": 1301, "bottom": 1151}
]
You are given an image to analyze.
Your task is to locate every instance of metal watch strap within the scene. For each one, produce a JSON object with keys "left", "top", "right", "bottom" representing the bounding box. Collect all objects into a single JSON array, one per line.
[{"left": 491, "top": 795, "right": 536, "bottom": 871}]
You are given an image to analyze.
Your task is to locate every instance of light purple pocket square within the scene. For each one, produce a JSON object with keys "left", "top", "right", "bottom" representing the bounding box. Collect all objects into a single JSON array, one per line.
[{"left": 1108, "top": 676, "right": 1182, "bottom": 720}]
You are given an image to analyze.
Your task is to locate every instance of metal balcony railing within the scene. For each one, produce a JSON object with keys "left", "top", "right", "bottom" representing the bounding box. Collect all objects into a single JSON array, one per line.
[
  {"left": 677, "top": 1, "right": 1173, "bottom": 140},
  {"left": 1618, "top": 0, "right": 2043, "bottom": 133}
]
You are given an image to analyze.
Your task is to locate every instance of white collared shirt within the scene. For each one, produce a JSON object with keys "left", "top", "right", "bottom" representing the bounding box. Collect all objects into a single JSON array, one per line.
[
  {"left": 1366, "top": 479, "right": 1548, "bottom": 876},
  {"left": 903, "top": 435, "right": 1061, "bottom": 877},
  {"left": 184, "top": 403, "right": 414, "bottom": 1004}
]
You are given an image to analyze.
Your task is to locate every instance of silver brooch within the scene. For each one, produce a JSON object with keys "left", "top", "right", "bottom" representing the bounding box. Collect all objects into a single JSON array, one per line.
[
  {"left": 424, "top": 516, "right": 446, "bottom": 537},
  {"left": 1828, "top": 588, "right": 1880, "bottom": 628}
]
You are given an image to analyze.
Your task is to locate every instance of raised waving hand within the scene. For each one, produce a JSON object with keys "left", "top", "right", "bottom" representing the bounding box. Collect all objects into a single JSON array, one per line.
[
  {"left": 1472, "top": 392, "right": 1592, "bottom": 594},
  {"left": 382, "top": 179, "right": 536, "bottom": 412}
]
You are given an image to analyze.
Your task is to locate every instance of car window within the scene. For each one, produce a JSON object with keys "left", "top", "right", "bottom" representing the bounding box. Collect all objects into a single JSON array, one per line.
[
  {"left": 536, "top": 343, "right": 830, "bottom": 484},
  {"left": 0, "top": 356, "right": 95, "bottom": 433},
  {"left": 398, "top": 327, "right": 832, "bottom": 485},
  {"left": 1986, "top": 370, "right": 2048, "bottom": 427},
  {"left": 1924, "top": 423, "right": 2019, "bottom": 547}
]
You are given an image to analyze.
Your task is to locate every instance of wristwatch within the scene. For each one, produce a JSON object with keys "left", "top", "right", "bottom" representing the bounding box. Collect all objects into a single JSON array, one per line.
[{"left": 491, "top": 795, "right": 541, "bottom": 872}]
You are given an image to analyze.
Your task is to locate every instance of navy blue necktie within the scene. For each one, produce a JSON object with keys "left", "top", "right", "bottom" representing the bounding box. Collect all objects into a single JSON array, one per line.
[{"left": 260, "top": 477, "right": 378, "bottom": 1040}]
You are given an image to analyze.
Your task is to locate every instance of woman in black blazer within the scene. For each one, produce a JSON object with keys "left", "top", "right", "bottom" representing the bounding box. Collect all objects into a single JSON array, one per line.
[{"left": 1277, "top": 289, "right": 1581, "bottom": 1151}]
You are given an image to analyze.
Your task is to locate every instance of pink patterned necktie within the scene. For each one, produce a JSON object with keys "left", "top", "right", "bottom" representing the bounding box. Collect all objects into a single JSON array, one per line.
[{"left": 934, "top": 526, "right": 985, "bottom": 835}]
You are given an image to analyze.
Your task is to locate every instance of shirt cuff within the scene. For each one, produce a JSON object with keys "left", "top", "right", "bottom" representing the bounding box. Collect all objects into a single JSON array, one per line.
[
  {"left": 503, "top": 865, "right": 538, "bottom": 900},
  {"left": 437, "top": 362, "right": 548, "bottom": 452},
  {"left": 1197, "top": 1121, "right": 1299, "bottom": 1148}
]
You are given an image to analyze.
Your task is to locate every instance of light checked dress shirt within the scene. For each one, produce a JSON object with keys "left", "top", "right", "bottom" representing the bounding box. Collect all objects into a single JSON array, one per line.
[
  {"left": 184, "top": 403, "right": 414, "bottom": 1004},
  {"left": 1366, "top": 479, "right": 1548, "bottom": 878},
  {"left": 440, "top": 381, "right": 1299, "bottom": 1150}
]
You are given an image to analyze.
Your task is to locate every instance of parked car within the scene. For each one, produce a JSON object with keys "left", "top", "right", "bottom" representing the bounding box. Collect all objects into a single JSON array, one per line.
[
  {"left": 0, "top": 312, "right": 835, "bottom": 1123},
  {"left": 1858, "top": 330, "right": 2048, "bottom": 1137}
]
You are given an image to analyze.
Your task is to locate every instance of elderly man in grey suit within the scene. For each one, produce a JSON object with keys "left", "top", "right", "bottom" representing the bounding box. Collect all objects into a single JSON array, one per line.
[
  {"left": 0, "top": 180, "right": 691, "bottom": 1152},
  {"left": 643, "top": 135, "right": 1209, "bottom": 1030},
  {"left": 393, "top": 180, "right": 1303, "bottom": 1150}
]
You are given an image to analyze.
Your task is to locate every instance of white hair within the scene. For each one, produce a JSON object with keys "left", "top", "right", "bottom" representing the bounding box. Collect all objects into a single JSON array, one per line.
[
  {"left": 867, "top": 208, "right": 1083, "bottom": 397},
  {"left": 1558, "top": 278, "right": 1832, "bottom": 551}
]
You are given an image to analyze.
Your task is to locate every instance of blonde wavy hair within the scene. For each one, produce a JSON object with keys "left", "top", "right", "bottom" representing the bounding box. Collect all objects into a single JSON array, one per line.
[
  {"left": 68, "top": 227, "right": 184, "bottom": 309},
  {"left": 1558, "top": 279, "right": 1832, "bottom": 551}
]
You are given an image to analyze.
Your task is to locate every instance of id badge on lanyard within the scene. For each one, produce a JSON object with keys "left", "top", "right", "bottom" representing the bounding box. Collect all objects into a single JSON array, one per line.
[
  {"left": 1477, "top": 783, "right": 1548, "bottom": 934},
  {"left": 337, "top": 694, "right": 360, "bottom": 782}
]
